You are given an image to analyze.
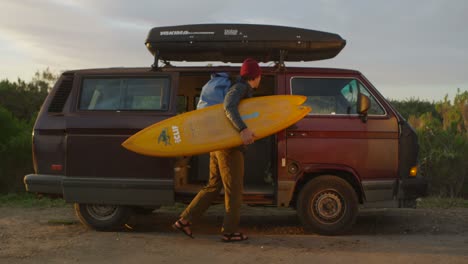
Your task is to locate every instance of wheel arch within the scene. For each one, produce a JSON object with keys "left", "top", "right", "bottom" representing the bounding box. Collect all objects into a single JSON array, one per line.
[
  {"left": 291, "top": 167, "right": 364, "bottom": 208},
  {"left": 74, "top": 203, "right": 134, "bottom": 231}
]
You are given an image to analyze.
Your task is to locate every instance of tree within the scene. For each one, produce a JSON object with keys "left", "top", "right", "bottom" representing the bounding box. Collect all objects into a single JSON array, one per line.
[
  {"left": 391, "top": 89, "right": 468, "bottom": 198},
  {"left": 0, "top": 68, "right": 59, "bottom": 121},
  {"left": 436, "top": 90, "right": 468, "bottom": 133},
  {"left": 415, "top": 90, "right": 468, "bottom": 197},
  {"left": 389, "top": 98, "right": 441, "bottom": 121},
  {"left": 0, "top": 68, "right": 59, "bottom": 193},
  {"left": 0, "top": 106, "right": 32, "bottom": 193}
]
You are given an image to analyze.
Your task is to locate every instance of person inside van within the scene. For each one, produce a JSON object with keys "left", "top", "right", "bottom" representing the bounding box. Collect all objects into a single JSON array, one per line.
[
  {"left": 172, "top": 58, "right": 262, "bottom": 242},
  {"left": 196, "top": 72, "right": 232, "bottom": 110}
]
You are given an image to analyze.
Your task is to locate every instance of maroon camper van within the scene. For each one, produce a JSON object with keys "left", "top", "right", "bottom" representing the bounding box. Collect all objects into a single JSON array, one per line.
[{"left": 24, "top": 24, "right": 427, "bottom": 235}]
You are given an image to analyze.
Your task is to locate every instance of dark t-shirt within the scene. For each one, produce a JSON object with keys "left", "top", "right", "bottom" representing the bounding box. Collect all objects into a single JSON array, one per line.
[{"left": 223, "top": 80, "right": 253, "bottom": 132}]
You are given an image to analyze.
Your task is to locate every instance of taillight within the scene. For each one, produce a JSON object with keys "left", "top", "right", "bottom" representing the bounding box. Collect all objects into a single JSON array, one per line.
[{"left": 51, "top": 164, "right": 63, "bottom": 171}]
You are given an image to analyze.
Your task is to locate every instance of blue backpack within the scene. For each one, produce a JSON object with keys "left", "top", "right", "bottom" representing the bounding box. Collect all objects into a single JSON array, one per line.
[{"left": 196, "top": 72, "right": 232, "bottom": 109}]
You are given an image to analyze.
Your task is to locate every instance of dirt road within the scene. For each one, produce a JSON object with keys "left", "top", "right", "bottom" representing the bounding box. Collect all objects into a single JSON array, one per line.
[{"left": 1, "top": 205, "right": 467, "bottom": 263}]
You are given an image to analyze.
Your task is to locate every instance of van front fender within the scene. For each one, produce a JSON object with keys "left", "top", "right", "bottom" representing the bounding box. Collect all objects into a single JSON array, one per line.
[{"left": 296, "top": 163, "right": 365, "bottom": 203}]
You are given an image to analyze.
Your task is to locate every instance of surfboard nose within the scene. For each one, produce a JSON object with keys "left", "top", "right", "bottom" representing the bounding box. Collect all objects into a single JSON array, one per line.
[
  {"left": 299, "top": 105, "right": 312, "bottom": 114},
  {"left": 296, "top": 95, "right": 308, "bottom": 105},
  {"left": 121, "top": 138, "right": 133, "bottom": 151}
]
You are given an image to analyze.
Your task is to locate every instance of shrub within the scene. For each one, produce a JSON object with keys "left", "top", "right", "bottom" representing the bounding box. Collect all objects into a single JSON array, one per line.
[
  {"left": 406, "top": 90, "right": 468, "bottom": 198},
  {"left": 0, "top": 106, "right": 33, "bottom": 193},
  {"left": 389, "top": 98, "right": 441, "bottom": 121},
  {"left": 417, "top": 128, "right": 468, "bottom": 197}
]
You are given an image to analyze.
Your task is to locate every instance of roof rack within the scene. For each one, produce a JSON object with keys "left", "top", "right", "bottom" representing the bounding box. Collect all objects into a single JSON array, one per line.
[{"left": 146, "top": 24, "right": 346, "bottom": 69}]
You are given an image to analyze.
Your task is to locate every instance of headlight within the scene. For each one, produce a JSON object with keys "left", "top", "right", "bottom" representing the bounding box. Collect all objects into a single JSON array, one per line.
[{"left": 409, "top": 166, "right": 418, "bottom": 177}]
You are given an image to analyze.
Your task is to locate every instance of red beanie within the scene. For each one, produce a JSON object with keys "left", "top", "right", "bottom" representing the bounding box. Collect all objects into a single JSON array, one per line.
[{"left": 240, "top": 58, "right": 261, "bottom": 79}]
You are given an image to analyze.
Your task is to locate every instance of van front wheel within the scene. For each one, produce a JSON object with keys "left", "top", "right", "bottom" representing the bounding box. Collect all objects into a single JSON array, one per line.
[
  {"left": 74, "top": 203, "right": 133, "bottom": 231},
  {"left": 297, "top": 176, "right": 358, "bottom": 235}
]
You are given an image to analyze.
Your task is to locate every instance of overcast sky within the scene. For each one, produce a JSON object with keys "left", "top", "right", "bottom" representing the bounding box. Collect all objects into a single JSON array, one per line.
[{"left": 0, "top": 0, "right": 467, "bottom": 101}]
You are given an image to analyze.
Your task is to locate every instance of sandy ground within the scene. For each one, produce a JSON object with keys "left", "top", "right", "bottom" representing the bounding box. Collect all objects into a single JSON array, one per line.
[{"left": 0, "top": 205, "right": 467, "bottom": 264}]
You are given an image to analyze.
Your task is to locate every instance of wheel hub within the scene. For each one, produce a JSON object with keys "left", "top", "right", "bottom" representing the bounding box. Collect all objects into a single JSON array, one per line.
[
  {"left": 86, "top": 205, "right": 119, "bottom": 221},
  {"left": 313, "top": 191, "right": 344, "bottom": 223}
]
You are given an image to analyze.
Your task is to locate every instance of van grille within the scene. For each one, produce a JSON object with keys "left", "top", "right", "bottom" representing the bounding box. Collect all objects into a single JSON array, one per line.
[{"left": 48, "top": 75, "right": 74, "bottom": 113}]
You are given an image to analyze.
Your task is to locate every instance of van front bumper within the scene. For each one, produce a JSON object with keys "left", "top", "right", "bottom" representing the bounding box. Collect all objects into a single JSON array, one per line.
[
  {"left": 398, "top": 177, "right": 428, "bottom": 201},
  {"left": 24, "top": 174, "right": 64, "bottom": 194}
]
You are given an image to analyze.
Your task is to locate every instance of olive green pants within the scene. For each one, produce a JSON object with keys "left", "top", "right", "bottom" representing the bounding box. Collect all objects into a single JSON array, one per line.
[{"left": 180, "top": 148, "right": 244, "bottom": 233}]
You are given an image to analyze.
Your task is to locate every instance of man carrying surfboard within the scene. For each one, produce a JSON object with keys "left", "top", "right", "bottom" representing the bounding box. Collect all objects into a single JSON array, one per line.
[{"left": 172, "top": 58, "right": 261, "bottom": 242}]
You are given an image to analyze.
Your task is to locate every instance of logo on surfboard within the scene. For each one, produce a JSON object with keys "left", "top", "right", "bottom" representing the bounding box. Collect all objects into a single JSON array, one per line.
[
  {"left": 157, "top": 126, "right": 182, "bottom": 146},
  {"left": 172, "top": 126, "right": 182, "bottom": 144},
  {"left": 241, "top": 112, "right": 259, "bottom": 121},
  {"left": 158, "top": 128, "right": 171, "bottom": 146}
]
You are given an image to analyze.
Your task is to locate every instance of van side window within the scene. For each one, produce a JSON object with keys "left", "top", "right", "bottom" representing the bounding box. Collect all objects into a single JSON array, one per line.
[
  {"left": 291, "top": 78, "right": 385, "bottom": 116},
  {"left": 340, "top": 80, "right": 359, "bottom": 114},
  {"left": 79, "top": 77, "right": 170, "bottom": 111}
]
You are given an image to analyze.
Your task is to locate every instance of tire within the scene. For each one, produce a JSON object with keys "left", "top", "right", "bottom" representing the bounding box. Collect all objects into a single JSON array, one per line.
[
  {"left": 74, "top": 203, "right": 133, "bottom": 231},
  {"left": 297, "top": 175, "right": 358, "bottom": 235}
]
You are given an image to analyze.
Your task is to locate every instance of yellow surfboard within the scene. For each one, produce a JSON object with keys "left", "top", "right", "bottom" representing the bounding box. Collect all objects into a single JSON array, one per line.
[{"left": 122, "top": 95, "right": 311, "bottom": 157}]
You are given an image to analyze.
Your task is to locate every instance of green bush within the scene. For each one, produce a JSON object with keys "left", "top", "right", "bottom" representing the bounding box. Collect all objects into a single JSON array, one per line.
[
  {"left": 0, "top": 69, "right": 54, "bottom": 122},
  {"left": 402, "top": 90, "right": 468, "bottom": 198},
  {"left": 0, "top": 69, "right": 56, "bottom": 193},
  {"left": 0, "top": 106, "right": 33, "bottom": 193},
  {"left": 418, "top": 128, "right": 468, "bottom": 197},
  {"left": 389, "top": 98, "right": 441, "bottom": 121}
]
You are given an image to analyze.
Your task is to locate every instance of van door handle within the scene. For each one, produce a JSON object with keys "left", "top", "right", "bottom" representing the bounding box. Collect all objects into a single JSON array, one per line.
[{"left": 287, "top": 132, "right": 307, "bottom": 137}]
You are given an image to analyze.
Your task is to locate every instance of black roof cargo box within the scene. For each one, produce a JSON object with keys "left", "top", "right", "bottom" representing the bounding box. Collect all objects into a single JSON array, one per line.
[{"left": 145, "top": 24, "right": 346, "bottom": 63}]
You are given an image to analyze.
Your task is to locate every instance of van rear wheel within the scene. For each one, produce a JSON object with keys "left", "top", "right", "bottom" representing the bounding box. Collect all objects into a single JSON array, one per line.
[
  {"left": 297, "top": 175, "right": 358, "bottom": 235},
  {"left": 74, "top": 203, "right": 133, "bottom": 231}
]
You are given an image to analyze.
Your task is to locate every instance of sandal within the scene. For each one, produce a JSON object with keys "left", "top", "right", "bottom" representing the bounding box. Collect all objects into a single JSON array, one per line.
[
  {"left": 172, "top": 220, "right": 194, "bottom": 239},
  {"left": 221, "top": 232, "right": 248, "bottom": 243}
]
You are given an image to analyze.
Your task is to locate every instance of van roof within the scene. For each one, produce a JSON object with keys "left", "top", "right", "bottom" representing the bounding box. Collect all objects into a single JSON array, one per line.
[{"left": 66, "top": 66, "right": 361, "bottom": 76}]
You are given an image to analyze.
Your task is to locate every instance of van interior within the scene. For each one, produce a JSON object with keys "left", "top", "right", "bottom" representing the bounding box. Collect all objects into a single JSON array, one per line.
[{"left": 174, "top": 72, "right": 276, "bottom": 203}]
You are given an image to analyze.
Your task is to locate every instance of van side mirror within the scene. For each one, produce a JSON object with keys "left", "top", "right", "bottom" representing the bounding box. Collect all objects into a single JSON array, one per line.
[{"left": 357, "top": 94, "right": 370, "bottom": 123}]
